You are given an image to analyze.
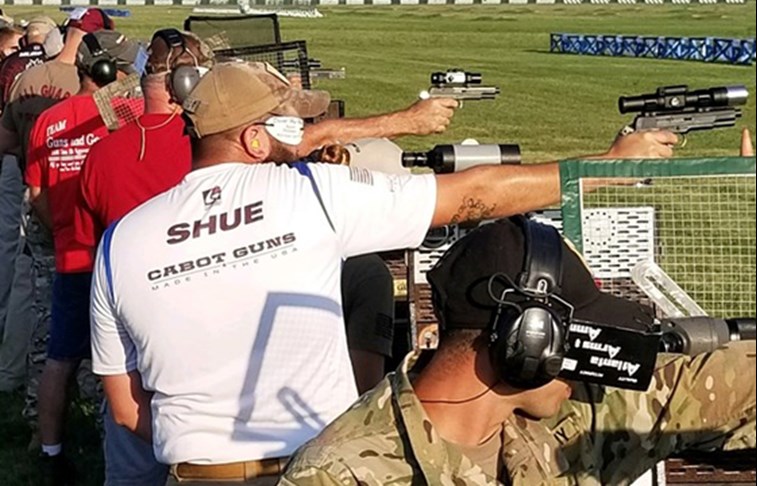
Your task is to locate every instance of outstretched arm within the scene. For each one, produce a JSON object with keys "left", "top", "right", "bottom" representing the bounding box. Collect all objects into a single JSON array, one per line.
[
  {"left": 431, "top": 130, "right": 678, "bottom": 227},
  {"left": 591, "top": 341, "right": 756, "bottom": 485},
  {"left": 299, "top": 98, "right": 458, "bottom": 157}
]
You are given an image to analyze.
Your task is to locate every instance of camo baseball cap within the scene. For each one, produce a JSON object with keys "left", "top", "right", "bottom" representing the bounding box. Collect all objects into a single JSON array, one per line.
[
  {"left": 146, "top": 29, "right": 214, "bottom": 75},
  {"left": 182, "top": 61, "right": 330, "bottom": 138},
  {"left": 77, "top": 30, "right": 141, "bottom": 75},
  {"left": 426, "top": 217, "right": 655, "bottom": 332}
]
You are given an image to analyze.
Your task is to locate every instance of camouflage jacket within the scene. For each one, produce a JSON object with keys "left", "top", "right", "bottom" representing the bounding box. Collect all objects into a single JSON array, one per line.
[{"left": 280, "top": 341, "right": 755, "bottom": 486}]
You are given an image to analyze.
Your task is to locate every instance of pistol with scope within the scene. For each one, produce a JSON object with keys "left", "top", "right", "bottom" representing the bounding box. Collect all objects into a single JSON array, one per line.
[
  {"left": 420, "top": 69, "right": 500, "bottom": 104},
  {"left": 619, "top": 85, "right": 749, "bottom": 136}
]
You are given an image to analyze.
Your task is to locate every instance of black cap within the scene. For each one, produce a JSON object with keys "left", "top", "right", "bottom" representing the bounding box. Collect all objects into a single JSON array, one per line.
[{"left": 426, "top": 218, "right": 655, "bottom": 332}]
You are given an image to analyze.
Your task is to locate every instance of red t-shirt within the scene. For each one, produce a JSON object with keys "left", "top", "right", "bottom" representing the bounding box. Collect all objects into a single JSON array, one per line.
[
  {"left": 75, "top": 113, "right": 191, "bottom": 246},
  {"left": 25, "top": 95, "right": 114, "bottom": 272}
]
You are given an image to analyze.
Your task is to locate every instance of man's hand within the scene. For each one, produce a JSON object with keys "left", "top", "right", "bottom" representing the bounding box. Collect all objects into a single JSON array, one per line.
[
  {"left": 400, "top": 98, "right": 458, "bottom": 136},
  {"left": 741, "top": 128, "right": 754, "bottom": 157},
  {"left": 604, "top": 130, "right": 678, "bottom": 159}
]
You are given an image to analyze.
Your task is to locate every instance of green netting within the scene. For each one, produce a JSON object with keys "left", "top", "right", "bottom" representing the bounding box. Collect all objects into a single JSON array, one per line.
[{"left": 559, "top": 157, "right": 756, "bottom": 318}]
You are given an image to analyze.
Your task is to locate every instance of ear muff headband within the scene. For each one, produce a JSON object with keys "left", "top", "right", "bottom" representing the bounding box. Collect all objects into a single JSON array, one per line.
[
  {"left": 489, "top": 216, "right": 571, "bottom": 390},
  {"left": 82, "top": 33, "right": 116, "bottom": 86}
]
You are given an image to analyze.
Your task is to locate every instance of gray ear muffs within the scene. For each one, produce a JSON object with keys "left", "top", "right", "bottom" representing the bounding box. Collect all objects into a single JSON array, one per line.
[
  {"left": 170, "top": 64, "right": 202, "bottom": 104},
  {"left": 151, "top": 28, "right": 203, "bottom": 104}
]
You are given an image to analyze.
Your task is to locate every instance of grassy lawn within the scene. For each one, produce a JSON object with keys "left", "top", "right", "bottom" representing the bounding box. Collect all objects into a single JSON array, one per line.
[
  {"left": 0, "top": 4, "right": 755, "bottom": 485},
  {"left": 0, "top": 388, "right": 103, "bottom": 485},
  {"left": 4, "top": 3, "right": 756, "bottom": 160}
]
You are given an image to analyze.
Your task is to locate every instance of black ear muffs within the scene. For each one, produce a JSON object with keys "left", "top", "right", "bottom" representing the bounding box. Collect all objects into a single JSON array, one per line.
[
  {"left": 490, "top": 303, "right": 567, "bottom": 389},
  {"left": 152, "top": 28, "right": 203, "bottom": 104},
  {"left": 82, "top": 33, "right": 116, "bottom": 86},
  {"left": 488, "top": 217, "right": 571, "bottom": 390}
]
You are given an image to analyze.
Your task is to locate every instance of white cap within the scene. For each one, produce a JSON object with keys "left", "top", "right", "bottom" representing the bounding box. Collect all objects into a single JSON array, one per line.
[{"left": 43, "top": 27, "right": 64, "bottom": 58}]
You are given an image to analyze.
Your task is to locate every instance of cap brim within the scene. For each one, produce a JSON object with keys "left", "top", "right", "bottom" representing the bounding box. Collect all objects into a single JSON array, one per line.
[
  {"left": 114, "top": 42, "right": 141, "bottom": 74},
  {"left": 573, "top": 292, "right": 655, "bottom": 332},
  {"left": 272, "top": 88, "right": 330, "bottom": 119}
]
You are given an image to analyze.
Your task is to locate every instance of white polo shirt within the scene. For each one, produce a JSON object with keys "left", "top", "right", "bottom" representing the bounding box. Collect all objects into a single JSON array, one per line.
[{"left": 90, "top": 162, "right": 436, "bottom": 465}]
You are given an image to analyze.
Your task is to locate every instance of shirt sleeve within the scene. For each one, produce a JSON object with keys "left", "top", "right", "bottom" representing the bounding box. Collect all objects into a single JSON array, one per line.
[
  {"left": 90, "top": 227, "right": 138, "bottom": 376},
  {"left": 24, "top": 114, "right": 47, "bottom": 188},
  {"left": 303, "top": 164, "right": 437, "bottom": 258},
  {"left": 278, "top": 466, "right": 344, "bottom": 486},
  {"left": 592, "top": 341, "right": 757, "bottom": 484}
]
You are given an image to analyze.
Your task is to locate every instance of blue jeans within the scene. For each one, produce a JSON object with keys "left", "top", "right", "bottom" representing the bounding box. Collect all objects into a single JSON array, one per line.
[
  {"left": 0, "top": 154, "right": 33, "bottom": 391},
  {"left": 103, "top": 404, "right": 169, "bottom": 486}
]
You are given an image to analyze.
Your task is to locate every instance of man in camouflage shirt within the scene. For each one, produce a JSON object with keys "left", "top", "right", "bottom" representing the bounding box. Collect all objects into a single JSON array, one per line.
[{"left": 281, "top": 217, "right": 756, "bottom": 486}]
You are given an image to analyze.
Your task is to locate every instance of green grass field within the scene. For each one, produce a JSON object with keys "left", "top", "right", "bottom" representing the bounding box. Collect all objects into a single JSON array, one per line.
[
  {"left": 4, "top": 3, "right": 757, "bottom": 159},
  {"left": 0, "top": 4, "right": 755, "bottom": 485}
]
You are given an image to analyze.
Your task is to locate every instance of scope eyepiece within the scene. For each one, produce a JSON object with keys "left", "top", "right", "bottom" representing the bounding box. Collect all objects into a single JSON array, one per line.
[
  {"left": 659, "top": 332, "right": 685, "bottom": 354},
  {"left": 618, "top": 85, "right": 749, "bottom": 114},
  {"left": 430, "top": 70, "right": 482, "bottom": 86}
]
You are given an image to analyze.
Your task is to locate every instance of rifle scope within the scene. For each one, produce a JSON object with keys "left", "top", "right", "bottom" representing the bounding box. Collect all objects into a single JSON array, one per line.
[
  {"left": 402, "top": 144, "right": 521, "bottom": 174},
  {"left": 618, "top": 85, "right": 749, "bottom": 114},
  {"left": 431, "top": 70, "right": 482, "bottom": 86},
  {"left": 659, "top": 317, "right": 756, "bottom": 355}
]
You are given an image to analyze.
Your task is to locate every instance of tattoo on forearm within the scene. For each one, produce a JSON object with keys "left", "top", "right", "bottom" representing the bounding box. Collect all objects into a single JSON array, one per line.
[{"left": 450, "top": 197, "right": 497, "bottom": 224}]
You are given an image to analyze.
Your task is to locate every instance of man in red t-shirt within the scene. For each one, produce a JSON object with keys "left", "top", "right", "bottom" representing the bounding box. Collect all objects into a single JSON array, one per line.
[
  {"left": 24, "top": 29, "right": 140, "bottom": 484},
  {"left": 75, "top": 29, "right": 213, "bottom": 246}
]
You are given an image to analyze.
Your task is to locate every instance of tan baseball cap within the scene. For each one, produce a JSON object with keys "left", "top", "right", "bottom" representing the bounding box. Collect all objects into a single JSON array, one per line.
[
  {"left": 25, "top": 16, "right": 57, "bottom": 38},
  {"left": 182, "top": 61, "right": 331, "bottom": 138},
  {"left": 146, "top": 29, "right": 214, "bottom": 75}
]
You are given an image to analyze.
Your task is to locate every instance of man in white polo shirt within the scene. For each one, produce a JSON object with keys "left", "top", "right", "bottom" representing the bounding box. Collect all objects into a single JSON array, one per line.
[{"left": 89, "top": 61, "right": 677, "bottom": 484}]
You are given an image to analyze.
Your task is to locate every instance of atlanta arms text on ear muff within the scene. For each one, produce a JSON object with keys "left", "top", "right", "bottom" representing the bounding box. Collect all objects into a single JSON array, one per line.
[
  {"left": 82, "top": 33, "right": 117, "bottom": 87},
  {"left": 488, "top": 216, "right": 574, "bottom": 390},
  {"left": 151, "top": 28, "right": 205, "bottom": 104}
]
